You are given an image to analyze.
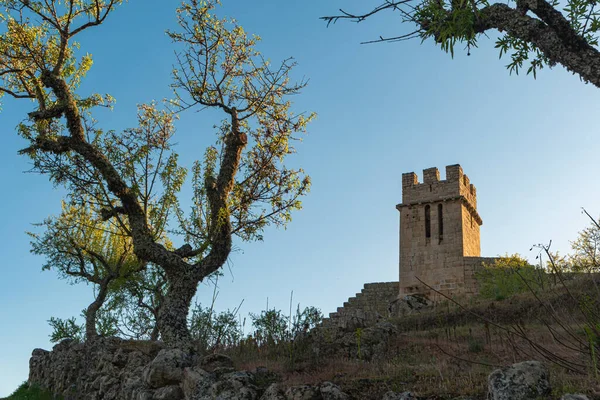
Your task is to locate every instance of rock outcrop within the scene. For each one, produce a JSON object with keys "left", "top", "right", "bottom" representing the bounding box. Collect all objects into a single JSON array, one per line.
[
  {"left": 388, "top": 295, "right": 432, "bottom": 317},
  {"left": 487, "top": 360, "right": 551, "bottom": 400},
  {"left": 28, "top": 339, "right": 591, "bottom": 400},
  {"left": 310, "top": 321, "right": 398, "bottom": 361},
  {"left": 28, "top": 337, "right": 353, "bottom": 400},
  {"left": 381, "top": 392, "right": 416, "bottom": 400}
]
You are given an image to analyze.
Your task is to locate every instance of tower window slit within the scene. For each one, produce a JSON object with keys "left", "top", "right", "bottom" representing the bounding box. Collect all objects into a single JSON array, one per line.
[
  {"left": 425, "top": 205, "right": 431, "bottom": 238},
  {"left": 438, "top": 203, "right": 443, "bottom": 242}
]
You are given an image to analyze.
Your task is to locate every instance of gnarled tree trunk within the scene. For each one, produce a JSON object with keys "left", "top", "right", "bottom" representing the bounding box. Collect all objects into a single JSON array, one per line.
[
  {"left": 155, "top": 117, "right": 245, "bottom": 349},
  {"left": 155, "top": 270, "right": 200, "bottom": 349},
  {"left": 85, "top": 277, "right": 111, "bottom": 341}
]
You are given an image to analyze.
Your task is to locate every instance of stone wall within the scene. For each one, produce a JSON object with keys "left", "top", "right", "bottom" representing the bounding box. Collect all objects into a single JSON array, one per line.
[
  {"left": 28, "top": 337, "right": 355, "bottom": 400},
  {"left": 320, "top": 282, "right": 399, "bottom": 329},
  {"left": 462, "top": 205, "right": 481, "bottom": 257},
  {"left": 28, "top": 337, "right": 164, "bottom": 400}
]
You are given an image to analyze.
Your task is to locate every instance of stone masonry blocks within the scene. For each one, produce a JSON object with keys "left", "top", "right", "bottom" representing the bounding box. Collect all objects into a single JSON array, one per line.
[
  {"left": 402, "top": 172, "right": 418, "bottom": 188},
  {"left": 423, "top": 167, "right": 440, "bottom": 183},
  {"left": 320, "top": 282, "right": 399, "bottom": 329},
  {"left": 397, "top": 164, "right": 490, "bottom": 298},
  {"left": 446, "top": 164, "right": 463, "bottom": 182}
]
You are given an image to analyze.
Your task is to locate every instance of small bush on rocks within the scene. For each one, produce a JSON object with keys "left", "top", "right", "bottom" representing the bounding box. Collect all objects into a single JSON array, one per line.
[{"left": 3, "top": 382, "right": 62, "bottom": 400}]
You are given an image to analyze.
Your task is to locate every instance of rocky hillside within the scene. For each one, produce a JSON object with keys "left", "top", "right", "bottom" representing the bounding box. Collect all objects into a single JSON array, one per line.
[{"left": 22, "top": 335, "right": 592, "bottom": 399}]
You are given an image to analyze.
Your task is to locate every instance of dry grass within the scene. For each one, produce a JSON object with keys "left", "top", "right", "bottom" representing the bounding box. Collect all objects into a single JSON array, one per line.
[{"left": 219, "top": 276, "right": 600, "bottom": 399}]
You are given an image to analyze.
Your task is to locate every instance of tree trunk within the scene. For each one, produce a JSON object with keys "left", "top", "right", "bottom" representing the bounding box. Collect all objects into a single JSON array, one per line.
[
  {"left": 85, "top": 279, "right": 110, "bottom": 341},
  {"left": 150, "top": 323, "right": 160, "bottom": 341},
  {"left": 156, "top": 270, "right": 200, "bottom": 350},
  {"left": 150, "top": 306, "right": 160, "bottom": 341},
  {"left": 155, "top": 119, "right": 244, "bottom": 349}
]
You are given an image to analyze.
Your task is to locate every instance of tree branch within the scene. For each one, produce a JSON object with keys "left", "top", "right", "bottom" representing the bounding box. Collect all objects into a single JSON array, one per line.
[
  {"left": 100, "top": 206, "right": 127, "bottom": 221},
  {"left": 323, "top": 0, "right": 600, "bottom": 87},
  {"left": 28, "top": 105, "right": 66, "bottom": 120},
  {"left": 18, "top": 135, "right": 72, "bottom": 156},
  {"left": 321, "top": 1, "right": 412, "bottom": 26},
  {"left": 473, "top": 3, "right": 600, "bottom": 86},
  {"left": 0, "top": 87, "right": 35, "bottom": 99}
]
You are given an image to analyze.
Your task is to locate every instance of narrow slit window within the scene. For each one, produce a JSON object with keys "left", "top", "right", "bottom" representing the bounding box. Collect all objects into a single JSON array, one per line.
[
  {"left": 438, "top": 203, "right": 443, "bottom": 241},
  {"left": 425, "top": 205, "right": 431, "bottom": 238}
]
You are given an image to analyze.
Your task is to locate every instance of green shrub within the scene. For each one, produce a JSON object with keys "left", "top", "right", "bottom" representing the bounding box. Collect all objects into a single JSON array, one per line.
[
  {"left": 189, "top": 302, "right": 243, "bottom": 351},
  {"left": 249, "top": 308, "right": 289, "bottom": 347},
  {"left": 47, "top": 316, "right": 84, "bottom": 344},
  {"left": 4, "top": 382, "right": 62, "bottom": 400},
  {"left": 476, "top": 254, "right": 548, "bottom": 300}
]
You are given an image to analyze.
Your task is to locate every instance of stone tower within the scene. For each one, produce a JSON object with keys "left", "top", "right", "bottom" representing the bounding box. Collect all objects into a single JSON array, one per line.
[{"left": 396, "top": 164, "right": 489, "bottom": 298}]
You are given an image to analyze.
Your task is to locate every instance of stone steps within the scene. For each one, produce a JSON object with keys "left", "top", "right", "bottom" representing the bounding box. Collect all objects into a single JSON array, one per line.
[{"left": 320, "top": 281, "right": 399, "bottom": 329}]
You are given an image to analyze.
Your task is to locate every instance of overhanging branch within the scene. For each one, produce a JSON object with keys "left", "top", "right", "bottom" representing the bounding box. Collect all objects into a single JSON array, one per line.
[
  {"left": 322, "top": 0, "right": 600, "bottom": 87},
  {"left": 473, "top": 3, "right": 600, "bottom": 86}
]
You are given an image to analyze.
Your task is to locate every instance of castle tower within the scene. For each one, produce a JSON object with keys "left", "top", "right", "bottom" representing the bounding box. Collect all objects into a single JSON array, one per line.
[{"left": 396, "top": 164, "right": 483, "bottom": 298}]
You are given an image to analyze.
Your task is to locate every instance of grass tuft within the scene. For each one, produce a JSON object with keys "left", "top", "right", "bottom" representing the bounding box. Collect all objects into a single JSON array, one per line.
[{"left": 1, "top": 382, "right": 61, "bottom": 400}]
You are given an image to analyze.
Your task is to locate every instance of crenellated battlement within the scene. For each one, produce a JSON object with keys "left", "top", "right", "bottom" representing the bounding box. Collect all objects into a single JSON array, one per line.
[{"left": 400, "top": 164, "right": 477, "bottom": 210}]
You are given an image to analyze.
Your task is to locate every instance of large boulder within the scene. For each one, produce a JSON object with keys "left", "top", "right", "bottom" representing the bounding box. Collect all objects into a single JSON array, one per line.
[
  {"left": 153, "top": 384, "right": 185, "bottom": 400},
  {"left": 182, "top": 366, "right": 215, "bottom": 399},
  {"left": 118, "top": 339, "right": 164, "bottom": 357},
  {"left": 381, "top": 392, "right": 416, "bottom": 400},
  {"left": 487, "top": 360, "right": 551, "bottom": 400},
  {"left": 182, "top": 368, "right": 259, "bottom": 400},
  {"left": 260, "top": 383, "right": 286, "bottom": 400},
  {"left": 319, "top": 382, "right": 349, "bottom": 400},
  {"left": 143, "top": 348, "right": 192, "bottom": 388},
  {"left": 388, "top": 295, "right": 432, "bottom": 317},
  {"left": 259, "top": 382, "right": 350, "bottom": 400},
  {"left": 284, "top": 384, "right": 321, "bottom": 400},
  {"left": 200, "top": 353, "right": 234, "bottom": 372},
  {"left": 205, "top": 371, "right": 258, "bottom": 400}
]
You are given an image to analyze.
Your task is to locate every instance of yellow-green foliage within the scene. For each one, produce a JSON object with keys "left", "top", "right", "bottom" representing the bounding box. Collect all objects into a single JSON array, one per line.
[{"left": 476, "top": 254, "right": 548, "bottom": 300}]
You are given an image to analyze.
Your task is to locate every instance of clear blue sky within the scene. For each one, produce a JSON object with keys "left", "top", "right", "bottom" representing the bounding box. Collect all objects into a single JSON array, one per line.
[{"left": 1, "top": 0, "right": 600, "bottom": 395}]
